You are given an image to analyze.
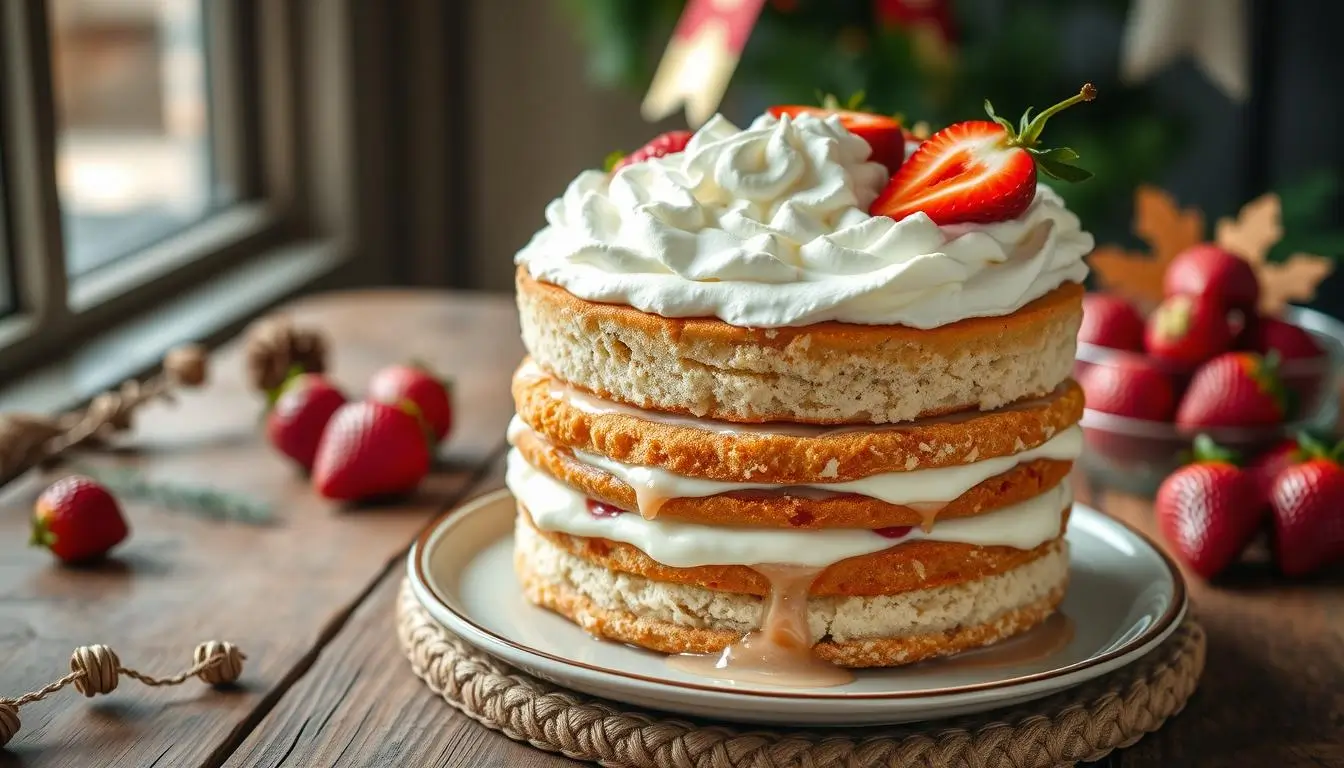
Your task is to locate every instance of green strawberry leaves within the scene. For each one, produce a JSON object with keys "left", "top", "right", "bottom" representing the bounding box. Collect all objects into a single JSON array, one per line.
[
  {"left": 984, "top": 99, "right": 1015, "bottom": 135},
  {"left": 1191, "top": 433, "right": 1241, "bottom": 465},
  {"left": 28, "top": 516, "right": 56, "bottom": 549},
  {"left": 1295, "top": 431, "right": 1344, "bottom": 463},
  {"left": 1246, "top": 352, "right": 1295, "bottom": 420},
  {"left": 817, "top": 90, "right": 871, "bottom": 112},
  {"left": 983, "top": 84, "right": 1096, "bottom": 184},
  {"left": 1031, "top": 147, "right": 1093, "bottom": 182}
]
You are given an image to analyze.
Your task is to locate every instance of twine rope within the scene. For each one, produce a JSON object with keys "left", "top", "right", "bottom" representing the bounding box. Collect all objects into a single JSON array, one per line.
[
  {"left": 0, "top": 641, "right": 244, "bottom": 749},
  {"left": 0, "top": 344, "right": 211, "bottom": 490},
  {"left": 395, "top": 580, "right": 1204, "bottom": 768},
  {"left": 0, "top": 316, "right": 329, "bottom": 492}
]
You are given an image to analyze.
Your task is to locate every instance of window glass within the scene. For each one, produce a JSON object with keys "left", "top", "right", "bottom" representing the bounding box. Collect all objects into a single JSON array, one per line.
[{"left": 50, "top": 0, "right": 219, "bottom": 276}]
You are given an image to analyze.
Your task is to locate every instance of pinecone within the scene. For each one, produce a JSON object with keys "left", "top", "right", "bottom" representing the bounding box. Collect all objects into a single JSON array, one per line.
[
  {"left": 164, "top": 343, "right": 209, "bottom": 387},
  {"left": 244, "top": 316, "right": 328, "bottom": 394}
]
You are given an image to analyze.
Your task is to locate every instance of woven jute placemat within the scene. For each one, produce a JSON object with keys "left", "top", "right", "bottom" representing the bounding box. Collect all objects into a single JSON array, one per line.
[{"left": 396, "top": 580, "right": 1203, "bottom": 768}]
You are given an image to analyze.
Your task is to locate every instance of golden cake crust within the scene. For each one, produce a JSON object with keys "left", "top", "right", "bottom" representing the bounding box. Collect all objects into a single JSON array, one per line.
[
  {"left": 512, "top": 426, "right": 1072, "bottom": 529},
  {"left": 520, "top": 266, "right": 1083, "bottom": 354},
  {"left": 517, "top": 553, "right": 1066, "bottom": 668},
  {"left": 513, "top": 364, "right": 1084, "bottom": 483},
  {"left": 519, "top": 506, "right": 1067, "bottom": 597},
  {"left": 517, "top": 267, "right": 1083, "bottom": 424}
]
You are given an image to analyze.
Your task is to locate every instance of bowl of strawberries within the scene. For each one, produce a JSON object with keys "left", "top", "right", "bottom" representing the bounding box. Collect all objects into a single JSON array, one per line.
[{"left": 1075, "top": 243, "right": 1343, "bottom": 494}]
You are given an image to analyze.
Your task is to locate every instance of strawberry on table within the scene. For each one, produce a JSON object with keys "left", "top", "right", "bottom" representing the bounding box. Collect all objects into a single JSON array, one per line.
[
  {"left": 312, "top": 401, "right": 432, "bottom": 501},
  {"left": 1175, "top": 352, "right": 1289, "bottom": 429},
  {"left": 870, "top": 84, "right": 1095, "bottom": 225},
  {"left": 1144, "top": 293, "right": 1233, "bottom": 367},
  {"left": 1270, "top": 447, "right": 1344, "bottom": 577},
  {"left": 608, "top": 130, "right": 693, "bottom": 173},
  {"left": 767, "top": 102, "right": 906, "bottom": 171},
  {"left": 368, "top": 363, "right": 454, "bottom": 446},
  {"left": 1079, "top": 293, "right": 1146, "bottom": 351},
  {"left": 1164, "top": 244, "right": 1260, "bottom": 313},
  {"left": 30, "top": 475, "right": 130, "bottom": 564},
  {"left": 266, "top": 373, "right": 348, "bottom": 471},
  {"left": 1076, "top": 357, "right": 1176, "bottom": 421},
  {"left": 1155, "top": 435, "right": 1265, "bottom": 579}
]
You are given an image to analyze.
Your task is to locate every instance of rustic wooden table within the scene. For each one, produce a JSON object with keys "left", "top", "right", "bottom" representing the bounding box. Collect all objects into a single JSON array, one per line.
[{"left": 1, "top": 290, "right": 1341, "bottom": 768}]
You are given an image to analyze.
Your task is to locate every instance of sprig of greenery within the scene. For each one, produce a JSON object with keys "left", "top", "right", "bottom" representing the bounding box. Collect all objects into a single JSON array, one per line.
[{"left": 72, "top": 465, "right": 276, "bottom": 526}]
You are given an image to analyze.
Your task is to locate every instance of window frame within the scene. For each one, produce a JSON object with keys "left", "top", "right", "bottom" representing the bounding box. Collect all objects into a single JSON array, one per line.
[{"left": 0, "top": 0, "right": 378, "bottom": 385}]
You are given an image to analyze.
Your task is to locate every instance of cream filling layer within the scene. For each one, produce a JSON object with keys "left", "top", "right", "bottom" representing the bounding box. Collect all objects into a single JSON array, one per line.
[
  {"left": 506, "top": 449, "right": 1070, "bottom": 569},
  {"left": 507, "top": 415, "right": 1082, "bottom": 517}
]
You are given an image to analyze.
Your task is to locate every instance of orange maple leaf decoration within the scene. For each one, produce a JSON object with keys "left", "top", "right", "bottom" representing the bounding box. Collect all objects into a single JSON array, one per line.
[
  {"left": 1090, "top": 186, "right": 1204, "bottom": 312},
  {"left": 1214, "top": 193, "right": 1333, "bottom": 316},
  {"left": 1092, "top": 187, "right": 1335, "bottom": 317}
]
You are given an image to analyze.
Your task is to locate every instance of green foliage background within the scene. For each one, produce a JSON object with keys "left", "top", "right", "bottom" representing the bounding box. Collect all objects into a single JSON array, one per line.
[{"left": 559, "top": 0, "right": 1184, "bottom": 226}]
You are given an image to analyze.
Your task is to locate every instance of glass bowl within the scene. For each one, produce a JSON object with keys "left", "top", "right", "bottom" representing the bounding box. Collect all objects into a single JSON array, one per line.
[{"left": 1075, "top": 306, "right": 1344, "bottom": 495}]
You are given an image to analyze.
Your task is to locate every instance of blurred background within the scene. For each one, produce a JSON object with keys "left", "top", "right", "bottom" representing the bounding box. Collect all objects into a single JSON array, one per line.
[{"left": 2, "top": 0, "right": 1343, "bottom": 388}]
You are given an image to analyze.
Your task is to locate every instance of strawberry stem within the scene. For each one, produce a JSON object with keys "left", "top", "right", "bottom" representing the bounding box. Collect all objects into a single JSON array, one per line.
[
  {"left": 1246, "top": 352, "right": 1294, "bottom": 419},
  {"left": 28, "top": 516, "right": 55, "bottom": 549},
  {"left": 1015, "top": 83, "right": 1095, "bottom": 148},
  {"left": 1191, "top": 433, "right": 1240, "bottom": 465},
  {"left": 266, "top": 364, "right": 310, "bottom": 409}
]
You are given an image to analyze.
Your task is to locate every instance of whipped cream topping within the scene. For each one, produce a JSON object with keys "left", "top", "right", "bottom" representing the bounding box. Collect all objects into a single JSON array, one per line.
[
  {"left": 506, "top": 450, "right": 1070, "bottom": 568},
  {"left": 508, "top": 416, "right": 1082, "bottom": 518},
  {"left": 516, "top": 112, "right": 1093, "bottom": 329}
]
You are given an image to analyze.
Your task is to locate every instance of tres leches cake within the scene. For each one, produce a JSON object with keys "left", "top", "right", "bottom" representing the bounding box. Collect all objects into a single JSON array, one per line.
[{"left": 506, "top": 86, "right": 1096, "bottom": 685}]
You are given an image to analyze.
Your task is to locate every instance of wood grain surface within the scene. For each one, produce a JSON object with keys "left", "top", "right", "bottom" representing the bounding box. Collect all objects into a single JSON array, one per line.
[
  {"left": 221, "top": 456, "right": 582, "bottom": 768},
  {"left": 1, "top": 289, "right": 1341, "bottom": 768},
  {"left": 0, "top": 290, "right": 522, "bottom": 768}
]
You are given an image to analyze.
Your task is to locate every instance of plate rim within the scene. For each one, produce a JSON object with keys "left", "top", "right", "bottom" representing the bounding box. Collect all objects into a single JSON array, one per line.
[{"left": 408, "top": 488, "right": 1188, "bottom": 701}]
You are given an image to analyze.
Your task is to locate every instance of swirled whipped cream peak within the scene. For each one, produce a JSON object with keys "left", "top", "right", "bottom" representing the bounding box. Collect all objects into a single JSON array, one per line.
[{"left": 516, "top": 111, "right": 1093, "bottom": 329}]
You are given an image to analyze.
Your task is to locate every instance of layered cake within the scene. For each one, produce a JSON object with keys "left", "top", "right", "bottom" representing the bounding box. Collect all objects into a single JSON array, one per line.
[{"left": 506, "top": 89, "right": 1094, "bottom": 682}]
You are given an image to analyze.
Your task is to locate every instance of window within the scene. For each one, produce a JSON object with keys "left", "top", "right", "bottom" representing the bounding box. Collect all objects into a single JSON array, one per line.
[
  {"left": 51, "top": 0, "right": 223, "bottom": 277},
  {"left": 0, "top": 160, "right": 12, "bottom": 317},
  {"left": 0, "top": 1, "right": 372, "bottom": 392}
]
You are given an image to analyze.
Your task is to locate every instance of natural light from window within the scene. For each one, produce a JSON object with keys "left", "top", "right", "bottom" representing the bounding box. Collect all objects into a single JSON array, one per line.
[{"left": 50, "top": 0, "right": 218, "bottom": 277}]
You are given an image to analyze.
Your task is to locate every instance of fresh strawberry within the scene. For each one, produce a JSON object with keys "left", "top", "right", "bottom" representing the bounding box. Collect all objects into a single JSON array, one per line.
[
  {"left": 1247, "top": 438, "right": 1303, "bottom": 503},
  {"left": 1079, "top": 293, "right": 1145, "bottom": 351},
  {"left": 1270, "top": 452, "right": 1344, "bottom": 576},
  {"left": 1175, "top": 352, "right": 1289, "bottom": 429},
  {"left": 1076, "top": 358, "right": 1176, "bottom": 421},
  {"left": 609, "top": 130, "right": 693, "bottom": 172},
  {"left": 1144, "top": 293, "right": 1233, "bottom": 366},
  {"left": 1240, "top": 315, "right": 1322, "bottom": 360},
  {"left": 368, "top": 363, "right": 453, "bottom": 445},
  {"left": 30, "top": 476, "right": 129, "bottom": 563},
  {"left": 1155, "top": 436, "right": 1264, "bottom": 578},
  {"left": 267, "top": 373, "right": 347, "bottom": 471},
  {"left": 870, "top": 84, "right": 1095, "bottom": 225},
  {"left": 1163, "top": 244, "right": 1260, "bottom": 312},
  {"left": 767, "top": 104, "right": 905, "bottom": 170},
  {"left": 312, "top": 401, "right": 432, "bottom": 501}
]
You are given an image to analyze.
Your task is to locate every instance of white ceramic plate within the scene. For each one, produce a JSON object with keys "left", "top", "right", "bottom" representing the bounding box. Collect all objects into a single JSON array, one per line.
[{"left": 407, "top": 489, "right": 1186, "bottom": 726}]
